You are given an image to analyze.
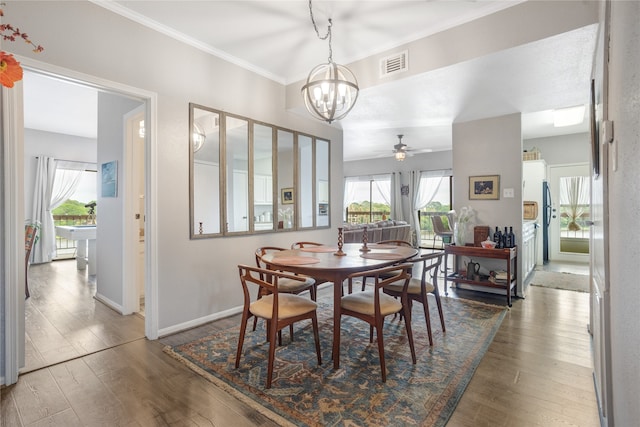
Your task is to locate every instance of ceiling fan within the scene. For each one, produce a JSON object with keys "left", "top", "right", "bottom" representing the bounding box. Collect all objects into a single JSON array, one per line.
[{"left": 392, "top": 134, "right": 410, "bottom": 161}]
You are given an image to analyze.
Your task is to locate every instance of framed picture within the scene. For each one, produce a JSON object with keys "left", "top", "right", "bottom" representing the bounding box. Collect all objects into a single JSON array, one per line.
[
  {"left": 469, "top": 175, "right": 500, "bottom": 200},
  {"left": 281, "top": 187, "right": 294, "bottom": 204},
  {"left": 101, "top": 160, "right": 118, "bottom": 197}
]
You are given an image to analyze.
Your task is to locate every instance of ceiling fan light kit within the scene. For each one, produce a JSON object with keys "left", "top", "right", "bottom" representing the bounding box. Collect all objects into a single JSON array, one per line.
[{"left": 301, "top": 0, "right": 359, "bottom": 123}]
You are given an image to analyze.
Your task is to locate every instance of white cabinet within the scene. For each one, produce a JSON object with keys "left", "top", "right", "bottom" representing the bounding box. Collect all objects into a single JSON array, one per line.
[{"left": 522, "top": 221, "right": 537, "bottom": 281}]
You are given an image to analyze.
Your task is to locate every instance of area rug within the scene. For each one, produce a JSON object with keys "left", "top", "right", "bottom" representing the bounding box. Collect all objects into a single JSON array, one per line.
[
  {"left": 530, "top": 269, "right": 589, "bottom": 292},
  {"left": 164, "top": 296, "right": 506, "bottom": 427}
]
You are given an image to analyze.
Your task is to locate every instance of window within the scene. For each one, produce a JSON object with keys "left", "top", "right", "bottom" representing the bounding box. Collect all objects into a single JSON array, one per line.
[
  {"left": 415, "top": 173, "right": 452, "bottom": 245},
  {"left": 344, "top": 175, "right": 392, "bottom": 223}
]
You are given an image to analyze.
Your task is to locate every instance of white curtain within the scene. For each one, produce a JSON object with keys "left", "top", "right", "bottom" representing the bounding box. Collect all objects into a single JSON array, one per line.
[
  {"left": 372, "top": 177, "right": 391, "bottom": 207},
  {"left": 30, "top": 157, "right": 86, "bottom": 264},
  {"left": 411, "top": 170, "right": 446, "bottom": 247},
  {"left": 392, "top": 172, "right": 404, "bottom": 221},
  {"left": 560, "top": 176, "right": 589, "bottom": 231},
  {"left": 344, "top": 174, "right": 392, "bottom": 223}
]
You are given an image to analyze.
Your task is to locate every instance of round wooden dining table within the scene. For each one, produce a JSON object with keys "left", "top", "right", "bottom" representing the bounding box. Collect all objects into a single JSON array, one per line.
[{"left": 261, "top": 242, "right": 418, "bottom": 369}]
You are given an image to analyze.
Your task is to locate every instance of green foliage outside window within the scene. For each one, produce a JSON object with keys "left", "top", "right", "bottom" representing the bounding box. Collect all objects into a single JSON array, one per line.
[{"left": 52, "top": 200, "right": 97, "bottom": 216}]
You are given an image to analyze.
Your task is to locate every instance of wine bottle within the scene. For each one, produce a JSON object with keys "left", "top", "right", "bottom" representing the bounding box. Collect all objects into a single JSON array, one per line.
[
  {"left": 494, "top": 227, "right": 503, "bottom": 248},
  {"left": 503, "top": 226, "right": 509, "bottom": 248},
  {"left": 508, "top": 226, "right": 516, "bottom": 248},
  {"left": 493, "top": 226, "right": 501, "bottom": 247}
]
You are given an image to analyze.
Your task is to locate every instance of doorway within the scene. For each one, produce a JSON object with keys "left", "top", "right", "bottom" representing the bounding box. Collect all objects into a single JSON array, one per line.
[{"left": 16, "top": 69, "right": 154, "bottom": 374}]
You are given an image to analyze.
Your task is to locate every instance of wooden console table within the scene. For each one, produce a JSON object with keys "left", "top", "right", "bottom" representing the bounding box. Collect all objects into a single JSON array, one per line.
[{"left": 444, "top": 244, "right": 517, "bottom": 306}]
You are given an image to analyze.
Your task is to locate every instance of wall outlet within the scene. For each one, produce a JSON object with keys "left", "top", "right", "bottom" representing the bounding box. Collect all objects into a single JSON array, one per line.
[{"left": 503, "top": 188, "right": 515, "bottom": 198}]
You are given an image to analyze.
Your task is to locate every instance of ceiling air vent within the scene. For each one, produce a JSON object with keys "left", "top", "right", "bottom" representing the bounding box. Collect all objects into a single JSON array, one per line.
[{"left": 380, "top": 51, "right": 408, "bottom": 78}]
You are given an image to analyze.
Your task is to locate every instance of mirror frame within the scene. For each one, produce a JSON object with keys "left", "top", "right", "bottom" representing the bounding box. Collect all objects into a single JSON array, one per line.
[{"left": 189, "top": 103, "right": 331, "bottom": 239}]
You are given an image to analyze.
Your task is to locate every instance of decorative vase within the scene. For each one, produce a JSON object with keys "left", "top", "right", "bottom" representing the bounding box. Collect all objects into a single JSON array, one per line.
[{"left": 454, "top": 222, "right": 466, "bottom": 246}]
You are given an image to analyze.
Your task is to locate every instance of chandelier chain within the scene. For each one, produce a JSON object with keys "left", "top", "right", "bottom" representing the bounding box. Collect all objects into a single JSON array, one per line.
[{"left": 308, "top": 0, "right": 333, "bottom": 63}]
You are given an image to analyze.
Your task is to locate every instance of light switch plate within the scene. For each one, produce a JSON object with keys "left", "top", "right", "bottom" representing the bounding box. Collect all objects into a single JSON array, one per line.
[{"left": 503, "top": 188, "right": 515, "bottom": 198}]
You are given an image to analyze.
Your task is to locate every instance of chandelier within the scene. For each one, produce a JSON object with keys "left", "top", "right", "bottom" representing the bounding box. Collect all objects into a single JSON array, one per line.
[{"left": 301, "top": 0, "right": 359, "bottom": 123}]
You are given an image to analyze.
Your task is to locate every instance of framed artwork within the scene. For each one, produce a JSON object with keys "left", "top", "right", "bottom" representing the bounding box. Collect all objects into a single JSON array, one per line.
[
  {"left": 469, "top": 175, "right": 500, "bottom": 200},
  {"left": 101, "top": 160, "right": 118, "bottom": 197},
  {"left": 281, "top": 187, "right": 294, "bottom": 204}
]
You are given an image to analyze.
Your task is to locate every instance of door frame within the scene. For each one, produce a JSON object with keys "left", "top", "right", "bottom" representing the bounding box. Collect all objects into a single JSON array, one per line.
[
  {"left": 123, "top": 106, "right": 146, "bottom": 315},
  {"left": 3, "top": 57, "right": 159, "bottom": 385}
]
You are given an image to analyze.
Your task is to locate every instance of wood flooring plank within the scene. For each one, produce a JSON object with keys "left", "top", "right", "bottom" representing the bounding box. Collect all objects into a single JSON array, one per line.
[{"left": 8, "top": 368, "right": 72, "bottom": 425}]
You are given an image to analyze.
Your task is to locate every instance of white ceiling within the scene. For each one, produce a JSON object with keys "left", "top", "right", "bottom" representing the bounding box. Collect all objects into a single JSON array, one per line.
[{"left": 23, "top": 1, "right": 596, "bottom": 161}]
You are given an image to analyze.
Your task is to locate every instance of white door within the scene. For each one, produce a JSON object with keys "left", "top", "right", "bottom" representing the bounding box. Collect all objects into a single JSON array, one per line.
[{"left": 548, "top": 163, "right": 590, "bottom": 262}]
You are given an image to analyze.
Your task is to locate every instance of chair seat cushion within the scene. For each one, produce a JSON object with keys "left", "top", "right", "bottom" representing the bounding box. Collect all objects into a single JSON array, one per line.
[
  {"left": 341, "top": 290, "right": 402, "bottom": 316},
  {"left": 250, "top": 294, "right": 317, "bottom": 320},
  {"left": 277, "top": 276, "right": 315, "bottom": 292},
  {"left": 384, "top": 277, "right": 435, "bottom": 295}
]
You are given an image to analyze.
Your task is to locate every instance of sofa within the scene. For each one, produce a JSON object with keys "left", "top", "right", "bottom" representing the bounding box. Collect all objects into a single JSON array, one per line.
[{"left": 342, "top": 220, "right": 412, "bottom": 244}]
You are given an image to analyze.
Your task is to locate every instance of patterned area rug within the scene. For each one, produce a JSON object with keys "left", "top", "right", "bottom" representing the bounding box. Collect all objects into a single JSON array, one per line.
[
  {"left": 164, "top": 296, "right": 506, "bottom": 427},
  {"left": 530, "top": 269, "right": 589, "bottom": 292}
]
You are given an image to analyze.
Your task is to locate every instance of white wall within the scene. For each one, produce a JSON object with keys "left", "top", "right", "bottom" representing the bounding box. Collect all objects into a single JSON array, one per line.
[
  {"left": 607, "top": 1, "right": 640, "bottom": 424},
  {"left": 23, "top": 129, "right": 97, "bottom": 217},
  {"left": 7, "top": 1, "right": 343, "bottom": 334},
  {"left": 453, "top": 113, "right": 523, "bottom": 294},
  {"left": 95, "top": 92, "right": 143, "bottom": 308}
]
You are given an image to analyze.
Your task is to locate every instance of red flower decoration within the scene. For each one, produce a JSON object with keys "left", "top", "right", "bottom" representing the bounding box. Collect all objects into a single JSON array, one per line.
[
  {"left": 0, "top": 4, "right": 44, "bottom": 88},
  {"left": 0, "top": 51, "right": 22, "bottom": 88}
]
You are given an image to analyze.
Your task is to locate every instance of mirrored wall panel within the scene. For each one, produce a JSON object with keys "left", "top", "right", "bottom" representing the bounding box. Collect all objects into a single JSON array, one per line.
[
  {"left": 254, "top": 123, "right": 274, "bottom": 231},
  {"left": 190, "top": 105, "right": 221, "bottom": 237},
  {"left": 316, "top": 139, "right": 330, "bottom": 227},
  {"left": 277, "top": 130, "right": 295, "bottom": 230},
  {"left": 225, "top": 116, "right": 249, "bottom": 233},
  {"left": 189, "top": 103, "right": 330, "bottom": 238},
  {"left": 298, "top": 135, "right": 314, "bottom": 228}
]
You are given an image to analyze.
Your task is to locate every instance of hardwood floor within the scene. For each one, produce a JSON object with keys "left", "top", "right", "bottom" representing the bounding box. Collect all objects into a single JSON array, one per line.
[
  {"left": 22, "top": 260, "right": 145, "bottom": 373},
  {"left": 2, "top": 261, "right": 599, "bottom": 426}
]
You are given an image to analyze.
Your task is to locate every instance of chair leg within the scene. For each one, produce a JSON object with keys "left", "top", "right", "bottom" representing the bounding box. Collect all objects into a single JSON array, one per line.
[
  {"left": 311, "top": 314, "right": 322, "bottom": 366},
  {"left": 266, "top": 318, "right": 279, "bottom": 389},
  {"left": 375, "top": 317, "right": 387, "bottom": 382},
  {"left": 289, "top": 324, "right": 294, "bottom": 342},
  {"left": 421, "top": 295, "right": 434, "bottom": 346},
  {"left": 235, "top": 310, "right": 250, "bottom": 368},
  {"left": 434, "top": 292, "right": 446, "bottom": 333},
  {"left": 402, "top": 299, "right": 417, "bottom": 365}
]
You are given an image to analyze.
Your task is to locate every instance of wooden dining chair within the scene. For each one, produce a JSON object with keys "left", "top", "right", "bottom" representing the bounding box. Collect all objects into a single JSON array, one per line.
[
  {"left": 289, "top": 241, "right": 331, "bottom": 288},
  {"left": 340, "top": 263, "right": 416, "bottom": 382},
  {"left": 254, "top": 247, "right": 317, "bottom": 342},
  {"left": 355, "top": 239, "right": 414, "bottom": 292},
  {"left": 235, "top": 264, "right": 322, "bottom": 389},
  {"left": 382, "top": 251, "right": 445, "bottom": 346},
  {"left": 24, "top": 224, "right": 39, "bottom": 299},
  {"left": 255, "top": 247, "right": 317, "bottom": 300}
]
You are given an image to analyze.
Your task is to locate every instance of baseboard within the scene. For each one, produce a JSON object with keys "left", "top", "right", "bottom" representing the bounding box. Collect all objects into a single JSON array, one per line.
[{"left": 158, "top": 305, "right": 243, "bottom": 338}]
